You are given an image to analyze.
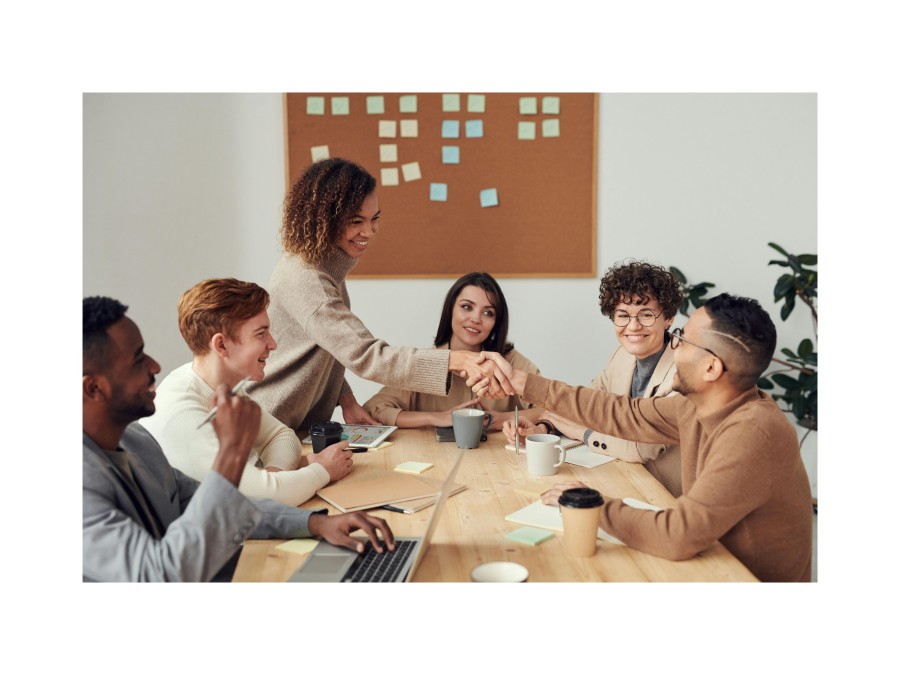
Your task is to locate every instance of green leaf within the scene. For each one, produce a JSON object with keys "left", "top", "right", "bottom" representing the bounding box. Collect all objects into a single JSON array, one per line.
[
  {"left": 792, "top": 396, "right": 809, "bottom": 421},
  {"left": 774, "top": 275, "right": 794, "bottom": 301},
  {"left": 772, "top": 373, "right": 801, "bottom": 390},
  {"left": 780, "top": 293, "right": 796, "bottom": 321},
  {"left": 768, "top": 242, "right": 789, "bottom": 256},
  {"left": 798, "top": 338, "right": 813, "bottom": 358},
  {"left": 669, "top": 266, "right": 686, "bottom": 284},
  {"left": 757, "top": 377, "right": 774, "bottom": 390},
  {"left": 781, "top": 348, "right": 798, "bottom": 359},
  {"left": 768, "top": 260, "right": 790, "bottom": 267},
  {"left": 797, "top": 254, "right": 817, "bottom": 265}
]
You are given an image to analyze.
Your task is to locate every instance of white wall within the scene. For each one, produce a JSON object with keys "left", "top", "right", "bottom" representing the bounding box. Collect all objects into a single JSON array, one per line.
[{"left": 83, "top": 93, "right": 817, "bottom": 494}]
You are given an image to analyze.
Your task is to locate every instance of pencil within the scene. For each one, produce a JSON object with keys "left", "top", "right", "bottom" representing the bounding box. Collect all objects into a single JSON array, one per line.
[
  {"left": 514, "top": 405, "right": 520, "bottom": 455},
  {"left": 195, "top": 376, "right": 252, "bottom": 429}
]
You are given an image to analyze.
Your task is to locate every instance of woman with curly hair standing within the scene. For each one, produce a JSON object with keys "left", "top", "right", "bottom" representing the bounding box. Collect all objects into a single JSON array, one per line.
[
  {"left": 503, "top": 260, "right": 685, "bottom": 496},
  {"left": 249, "top": 158, "right": 510, "bottom": 435}
]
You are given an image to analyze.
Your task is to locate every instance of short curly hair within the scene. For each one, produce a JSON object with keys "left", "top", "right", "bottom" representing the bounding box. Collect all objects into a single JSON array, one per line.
[
  {"left": 83, "top": 296, "right": 129, "bottom": 374},
  {"left": 598, "top": 260, "right": 683, "bottom": 318},
  {"left": 178, "top": 278, "right": 269, "bottom": 356},
  {"left": 281, "top": 158, "right": 377, "bottom": 265}
]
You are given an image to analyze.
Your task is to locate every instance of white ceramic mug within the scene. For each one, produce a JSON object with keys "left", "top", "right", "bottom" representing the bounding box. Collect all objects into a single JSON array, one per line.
[{"left": 525, "top": 434, "right": 567, "bottom": 475}]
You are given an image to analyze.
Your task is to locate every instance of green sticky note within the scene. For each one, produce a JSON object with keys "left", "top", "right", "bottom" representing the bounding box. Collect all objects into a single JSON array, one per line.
[
  {"left": 331, "top": 96, "right": 350, "bottom": 115},
  {"left": 366, "top": 95, "right": 385, "bottom": 114},
  {"left": 399, "top": 95, "right": 417, "bottom": 113},
  {"left": 542, "top": 118, "right": 560, "bottom": 138},
  {"left": 505, "top": 526, "right": 555, "bottom": 547},
  {"left": 467, "top": 94, "right": 486, "bottom": 113},
  {"left": 542, "top": 96, "right": 560, "bottom": 114},
  {"left": 443, "top": 93, "right": 461, "bottom": 112},
  {"left": 518, "top": 121, "right": 536, "bottom": 140},
  {"left": 519, "top": 96, "right": 538, "bottom": 114},
  {"left": 306, "top": 96, "right": 325, "bottom": 115}
]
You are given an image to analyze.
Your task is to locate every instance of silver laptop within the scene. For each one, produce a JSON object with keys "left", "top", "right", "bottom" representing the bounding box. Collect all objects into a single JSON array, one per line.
[{"left": 288, "top": 448, "right": 466, "bottom": 583}]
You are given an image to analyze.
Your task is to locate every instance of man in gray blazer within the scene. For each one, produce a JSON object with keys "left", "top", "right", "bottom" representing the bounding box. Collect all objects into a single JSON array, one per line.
[{"left": 83, "top": 296, "right": 395, "bottom": 582}]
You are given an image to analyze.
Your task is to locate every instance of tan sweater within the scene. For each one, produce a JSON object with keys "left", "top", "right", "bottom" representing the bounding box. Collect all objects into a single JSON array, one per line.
[
  {"left": 364, "top": 347, "right": 541, "bottom": 425},
  {"left": 523, "top": 375, "right": 812, "bottom": 582},
  {"left": 249, "top": 250, "right": 451, "bottom": 433}
]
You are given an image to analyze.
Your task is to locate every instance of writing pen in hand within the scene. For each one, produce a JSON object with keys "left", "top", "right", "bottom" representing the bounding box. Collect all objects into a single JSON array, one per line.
[
  {"left": 514, "top": 405, "right": 520, "bottom": 455},
  {"left": 196, "top": 376, "right": 252, "bottom": 429}
]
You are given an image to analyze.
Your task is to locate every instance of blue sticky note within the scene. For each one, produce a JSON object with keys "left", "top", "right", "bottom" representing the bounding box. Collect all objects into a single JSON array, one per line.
[
  {"left": 430, "top": 183, "right": 448, "bottom": 201},
  {"left": 519, "top": 96, "right": 538, "bottom": 114},
  {"left": 366, "top": 96, "right": 385, "bottom": 114},
  {"left": 442, "top": 146, "right": 460, "bottom": 164},
  {"left": 442, "top": 120, "right": 460, "bottom": 138},
  {"left": 465, "top": 119, "right": 483, "bottom": 138},
  {"left": 306, "top": 97, "right": 325, "bottom": 115},
  {"left": 480, "top": 188, "right": 499, "bottom": 208}
]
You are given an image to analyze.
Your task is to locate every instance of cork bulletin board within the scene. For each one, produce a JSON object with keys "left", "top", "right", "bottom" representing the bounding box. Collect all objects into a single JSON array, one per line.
[{"left": 284, "top": 93, "right": 598, "bottom": 278}]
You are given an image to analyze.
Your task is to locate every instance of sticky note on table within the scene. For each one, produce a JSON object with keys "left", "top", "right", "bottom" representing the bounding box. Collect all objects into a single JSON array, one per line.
[
  {"left": 395, "top": 461, "right": 433, "bottom": 474},
  {"left": 381, "top": 167, "right": 399, "bottom": 186},
  {"left": 399, "top": 95, "right": 417, "bottom": 113},
  {"left": 505, "top": 526, "right": 555, "bottom": 547},
  {"left": 442, "top": 146, "right": 460, "bottom": 164},
  {"left": 310, "top": 145, "right": 329, "bottom": 162},
  {"left": 306, "top": 96, "right": 325, "bottom": 115},
  {"left": 542, "top": 118, "right": 560, "bottom": 138},
  {"left": 366, "top": 95, "right": 385, "bottom": 114},
  {"left": 442, "top": 93, "right": 461, "bottom": 112},
  {"left": 442, "top": 120, "right": 460, "bottom": 138},
  {"left": 380, "top": 144, "right": 398, "bottom": 162},
  {"left": 542, "top": 96, "right": 560, "bottom": 114},
  {"left": 430, "top": 183, "right": 448, "bottom": 201},
  {"left": 378, "top": 120, "right": 397, "bottom": 138},
  {"left": 465, "top": 119, "right": 483, "bottom": 138},
  {"left": 331, "top": 96, "right": 350, "bottom": 115},
  {"left": 275, "top": 538, "right": 319, "bottom": 555},
  {"left": 467, "top": 94, "right": 486, "bottom": 113},
  {"left": 400, "top": 119, "right": 418, "bottom": 137},
  {"left": 401, "top": 162, "right": 421, "bottom": 182},
  {"left": 480, "top": 188, "right": 499, "bottom": 207},
  {"left": 513, "top": 481, "right": 551, "bottom": 499},
  {"left": 518, "top": 121, "right": 536, "bottom": 140},
  {"left": 519, "top": 96, "right": 538, "bottom": 114}
]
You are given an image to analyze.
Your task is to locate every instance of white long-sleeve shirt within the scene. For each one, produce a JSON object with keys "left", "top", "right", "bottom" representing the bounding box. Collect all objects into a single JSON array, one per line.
[{"left": 140, "top": 363, "right": 330, "bottom": 506}]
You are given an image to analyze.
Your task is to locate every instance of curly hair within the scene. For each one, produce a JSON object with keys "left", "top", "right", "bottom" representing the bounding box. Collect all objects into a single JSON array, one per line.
[
  {"left": 83, "top": 296, "right": 128, "bottom": 374},
  {"left": 178, "top": 278, "right": 270, "bottom": 356},
  {"left": 598, "top": 260, "right": 683, "bottom": 318},
  {"left": 433, "top": 272, "right": 514, "bottom": 355},
  {"left": 281, "top": 158, "right": 377, "bottom": 265}
]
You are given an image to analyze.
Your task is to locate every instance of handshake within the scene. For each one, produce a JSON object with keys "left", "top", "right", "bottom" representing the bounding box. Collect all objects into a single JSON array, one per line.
[{"left": 450, "top": 351, "right": 526, "bottom": 400}]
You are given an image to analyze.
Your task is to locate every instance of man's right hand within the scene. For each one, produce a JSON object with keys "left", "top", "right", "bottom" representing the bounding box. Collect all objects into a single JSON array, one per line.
[
  {"left": 210, "top": 385, "right": 261, "bottom": 486},
  {"left": 308, "top": 440, "right": 354, "bottom": 482}
]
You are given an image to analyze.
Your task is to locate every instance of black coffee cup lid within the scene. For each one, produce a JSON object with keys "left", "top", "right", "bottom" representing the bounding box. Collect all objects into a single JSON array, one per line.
[
  {"left": 311, "top": 421, "right": 343, "bottom": 434},
  {"left": 558, "top": 487, "right": 604, "bottom": 508}
]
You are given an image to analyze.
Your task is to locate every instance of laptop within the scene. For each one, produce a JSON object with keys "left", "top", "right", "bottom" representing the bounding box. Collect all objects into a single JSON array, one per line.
[{"left": 288, "top": 448, "right": 467, "bottom": 583}]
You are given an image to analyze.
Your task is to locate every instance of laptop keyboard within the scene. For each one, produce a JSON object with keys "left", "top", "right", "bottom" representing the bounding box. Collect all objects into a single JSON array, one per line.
[{"left": 341, "top": 539, "right": 416, "bottom": 583}]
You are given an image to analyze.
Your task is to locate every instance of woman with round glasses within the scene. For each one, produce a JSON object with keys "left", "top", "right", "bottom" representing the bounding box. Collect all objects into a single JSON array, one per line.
[{"left": 504, "top": 260, "right": 685, "bottom": 496}]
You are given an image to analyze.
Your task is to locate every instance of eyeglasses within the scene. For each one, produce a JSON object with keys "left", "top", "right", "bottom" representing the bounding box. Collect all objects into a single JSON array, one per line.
[
  {"left": 667, "top": 327, "right": 728, "bottom": 372},
  {"left": 612, "top": 309, "right": 662, "bottom": 327}
]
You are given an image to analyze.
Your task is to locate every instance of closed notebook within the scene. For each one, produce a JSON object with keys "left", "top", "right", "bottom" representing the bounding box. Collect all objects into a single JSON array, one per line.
[
  {"left": 316, "top": 473, "right": 439, "bottom": 513},
  {"left": 384, "top": 478, "right": 467, "bottom": 513}
]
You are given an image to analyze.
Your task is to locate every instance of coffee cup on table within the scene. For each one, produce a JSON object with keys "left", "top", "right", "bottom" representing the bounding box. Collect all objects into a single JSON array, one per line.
[
  {"left": 558, "top": 487, "right": 604, "bottom": 557},
  {"left": 525, "top": 434, "right": 567, "bottom": 476},
  {"left": 451, "top": 409, "right": 493, "bottom": 449}
]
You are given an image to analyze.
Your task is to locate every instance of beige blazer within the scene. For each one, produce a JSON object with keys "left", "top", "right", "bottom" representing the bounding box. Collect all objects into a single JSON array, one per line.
[{"left": 586, "top": 345, "right": 683, "bottom": 496}]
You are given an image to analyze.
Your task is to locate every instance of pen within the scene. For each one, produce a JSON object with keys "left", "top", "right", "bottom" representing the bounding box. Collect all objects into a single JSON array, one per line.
[
  {"left": 195, "top": 376, "right": 252, "bottom": 429},
  {"left": 381, "top": 505, "right": 411, "bottom": 514},
  {"left": 514, "top": 405, "right": 520, "bottom": 455}
]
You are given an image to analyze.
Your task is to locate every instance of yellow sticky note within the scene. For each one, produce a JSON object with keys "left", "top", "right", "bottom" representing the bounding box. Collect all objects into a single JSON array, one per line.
[
  {"left": 310, "top": 145, "right": 329, "bottom": 162},
  {"left": 400, "top": 119, "right": 418, "bottom": 137},
  {"left": 401, "top": 161, "right": 421, "bottom": 182},
  {"left": 442, "top": 93, "right": 461, "bottom": 112},
  {"left": 395, "top": 461, "right": 433, "bottom": 474},
  {"left": 380, "top": 144, "right": 398, "bottom": 162},
  {"left": 381, "top": 167, "right": 399, "bottom": 186},
  {"left": 368, "top": 441, "right": 393, "bottom": 451},
  {"left": 275, "top": 539, "right": 319, "bottom": 555}
]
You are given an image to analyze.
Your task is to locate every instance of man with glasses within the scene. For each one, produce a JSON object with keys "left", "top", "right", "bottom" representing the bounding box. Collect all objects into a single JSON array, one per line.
[{"left": 479, "top": 293, "right": 812, "bottom": 582}]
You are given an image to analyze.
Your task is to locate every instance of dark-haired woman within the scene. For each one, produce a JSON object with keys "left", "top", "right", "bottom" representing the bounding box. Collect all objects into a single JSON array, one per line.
[
  {"left": 249, "top": 158, "right": 511, "bottom": 435},
  {"left": 364, "top": 272, "right": 541, "bottom": 431}
]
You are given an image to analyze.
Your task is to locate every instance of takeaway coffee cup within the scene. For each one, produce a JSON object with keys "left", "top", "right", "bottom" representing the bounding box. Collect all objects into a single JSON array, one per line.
[
  {"left": 558, "top": 487, "right": 604, "bottom": 557},
  {"left": 310, "top": 421, "right": 343, "bottom": 454},
  {"left": 525, "top": 434, "right": 567, "bottom": 476},
  {"left": 451, "top": 409, "right": 493, "bottom": 449}
]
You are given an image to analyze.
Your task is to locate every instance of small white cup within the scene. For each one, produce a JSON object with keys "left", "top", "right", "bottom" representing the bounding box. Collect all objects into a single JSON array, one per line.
[
  {"left": 525, "top": 434, "right": 567, "bottom": 476},
  {"left": 470, "top": 561, "right": 529, "bottom": 582}
]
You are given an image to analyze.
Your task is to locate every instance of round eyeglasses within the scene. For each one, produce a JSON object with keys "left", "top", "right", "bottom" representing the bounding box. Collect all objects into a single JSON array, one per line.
[
  {"left": 667, "top": 327, "right": 728, "bottom": 372},
  {"left": 611, "top": 309, "right": 662, "bottom": 328}
]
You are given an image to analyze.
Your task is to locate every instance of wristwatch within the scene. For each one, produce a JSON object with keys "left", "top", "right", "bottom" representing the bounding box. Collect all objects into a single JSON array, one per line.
[{"left": 536, "top": 419, "right": 558, "bottom": 436}]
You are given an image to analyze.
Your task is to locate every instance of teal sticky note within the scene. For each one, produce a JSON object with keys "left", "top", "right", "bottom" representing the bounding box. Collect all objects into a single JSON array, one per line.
[
  {"left": 366, "top": 95, "right": 385, "bottom": 114},
  {"left": 306, "top": 96, "right": 325, "bottom": 115},
  {"left": 399, "top": 95, "right": 417, "bottom": 113},
  {"left": 542, "top": 96, "right": 560, "bottom": 114},
  {"left": 442, "top": 146, "right": 460, "bottom": 164},
  {"left": 442, "top": 120, "right": 460, "bottom": 138},
  {"left": 467, "top": 94, "right": 486, "bottom": 113},
  {"left": 480, "top": 188, "right": 499, "bottom": 208},
  {"left": 430, "top": 183, "right": 448, "bottom": 201},
  {"left": 442, "top": 93, "right": 461, "bottom": 112},
  {"left": 331, "top": 96, "right": 350, "bottom": 115},
  {"left": 519, "top": 96, "right": 538, "bottom": 114},
  {"left": 518, "top": 121, "right": 536, "bottom": 140},
  {"left": 542, "top": 118, "right": 560, "bottom": 138},
  {"left": 505, "top": 526, "right": 555, "bottom": 547},
  {"left": 465, "top": 119, "right": 483, "bottom": 138}
]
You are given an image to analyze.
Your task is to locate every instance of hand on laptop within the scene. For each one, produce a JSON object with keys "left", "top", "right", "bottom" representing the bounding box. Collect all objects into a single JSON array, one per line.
[{"left": 308, "top": 512, "right": 396, "bottom": 554}]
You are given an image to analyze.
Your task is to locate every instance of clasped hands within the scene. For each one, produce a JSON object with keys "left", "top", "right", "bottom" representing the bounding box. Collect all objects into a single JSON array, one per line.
[{"left": 453, "top": 350, "right": 520, "bottom": 399}]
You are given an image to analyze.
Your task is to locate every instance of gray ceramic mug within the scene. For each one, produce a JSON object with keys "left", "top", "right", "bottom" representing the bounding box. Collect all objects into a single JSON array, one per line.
[{"left": 451, "top": 409, "right": 493, "bottom": 448}]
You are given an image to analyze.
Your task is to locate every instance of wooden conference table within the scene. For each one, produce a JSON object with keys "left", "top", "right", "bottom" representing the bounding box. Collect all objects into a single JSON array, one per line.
[{"left": 233, "top": 428, "right": 757, "bottom": 582}]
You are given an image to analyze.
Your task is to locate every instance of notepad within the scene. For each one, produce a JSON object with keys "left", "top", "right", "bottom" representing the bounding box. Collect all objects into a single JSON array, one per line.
[
  {"left": 394, "top": 461, "right": 433, "bottom": 474},
  {"left": 317, "top": 473, "right": 438, "bottom": 513}
]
